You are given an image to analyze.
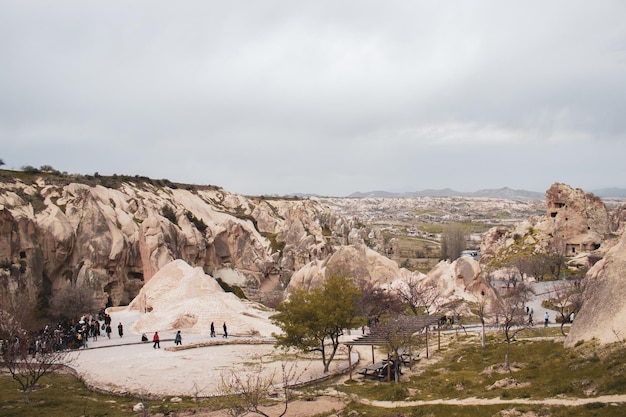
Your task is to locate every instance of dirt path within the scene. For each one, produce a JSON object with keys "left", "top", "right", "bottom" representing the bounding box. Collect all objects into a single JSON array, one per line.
[{"left": 358, "top": 394, "right": 626, "bottom": 408}]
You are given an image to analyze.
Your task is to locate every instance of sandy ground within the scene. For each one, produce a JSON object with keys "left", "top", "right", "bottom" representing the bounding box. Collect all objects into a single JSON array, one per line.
[
  {"left": 68, "top": 309, "right": 626, "bottom": 417},
  {"left": 69, "top": 309, "right": 361, "bottom": 399},
  {"left": 67, "top": 286, "right": 594, "bottom": 416}
]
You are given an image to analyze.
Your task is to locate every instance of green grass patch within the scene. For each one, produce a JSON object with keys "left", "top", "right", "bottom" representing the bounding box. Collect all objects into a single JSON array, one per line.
[
  {"left": 0, "top": 373, "right": 225, "bottom": 417},
  {"left": 343, "top": 402, "right": 626, "bottom": 417},
  {"left": 338, "top": 335, "right": 626, "bottom": 404}
]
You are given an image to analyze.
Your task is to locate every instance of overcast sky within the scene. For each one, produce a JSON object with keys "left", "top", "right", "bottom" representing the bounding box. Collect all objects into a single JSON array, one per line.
[{"left": 1, "top": 1, "right": 625, "bottom": 196}]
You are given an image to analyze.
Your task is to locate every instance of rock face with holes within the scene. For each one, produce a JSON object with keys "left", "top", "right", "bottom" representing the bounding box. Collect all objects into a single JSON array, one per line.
[
  {"left": 0, "top": 173, "right": 379, "bottom": 311},
  {"left": 539, "top": 182, "right": 611, "bottom": 256},
  {"left": 480, "top": 183, "right": 613, "bottom": 269},
  {"left": 565, "top": 226, "right": 626, "bottom": 347}
]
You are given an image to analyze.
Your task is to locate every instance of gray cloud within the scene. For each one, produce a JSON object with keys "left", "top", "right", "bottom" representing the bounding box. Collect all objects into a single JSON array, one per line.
[{"left": 1, "top": 1, "right": 625, "bottom": 196}]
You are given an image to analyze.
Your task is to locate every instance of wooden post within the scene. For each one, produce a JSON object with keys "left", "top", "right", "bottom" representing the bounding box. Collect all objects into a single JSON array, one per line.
[
  {"left": 371, "top": 345, "right": 375, "bottom": 364},
  {"left": 348, "top": 345, "right": 353, "bottom": 381},
  {"left": 387, "top": 352, "right": 391, "bottom": 382},
  {"left": 438, "top": 324, "right": 441, "bottom": 351},
  {"left": 425, "top": 325, "right": 429, "bottom": 359}
]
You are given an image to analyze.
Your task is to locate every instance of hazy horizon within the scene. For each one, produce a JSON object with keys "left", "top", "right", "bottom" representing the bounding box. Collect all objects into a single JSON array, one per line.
[{"left": 2, "top": 1, "right": 625, "bottom": 196}]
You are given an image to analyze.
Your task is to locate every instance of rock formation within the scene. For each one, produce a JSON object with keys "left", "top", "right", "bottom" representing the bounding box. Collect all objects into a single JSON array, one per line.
[
  {"left": 287, "top": 243, "right": 499, "bottom": 319},
  {"left": 565, "top": 226, "right": 626, "bottom": 346},
  {"left": 409, "top": 256, "right": 498, "bottom": 315},
  {"left": 480, "top": 183, "right": 614, "bottom": 269},
  {"left": 539, "top": 183, "right": 610, "bottom": 255},
  {"left": 286, "top": 244, "right": 415, "bottom": 292},
  {"left": 126, "top": 259, "right": 280, "bottom": 336},
  {"left": 0, "top": 173, "right": 378, "bottom": 312}
]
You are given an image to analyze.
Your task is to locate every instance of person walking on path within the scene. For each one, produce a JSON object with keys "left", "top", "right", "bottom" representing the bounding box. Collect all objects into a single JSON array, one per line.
[
  {"left": 210, "top": 322, "right": 216, "bottom": 338},
  {"left": 153, "top": 331, "right": 160, "bottom": 349},
  {"left": 544, "top": 312, "right": 550, "bottom": 328},
  {"left": 93, "top": 320, "right": 100, "bottom": 341},
  {"left": 105, "top": 324, "right": 112, "bottom": 339},
  {"left": 174, "top": 330, "right": 182, "bottom": 346},
  {"left": 223, "top": 322, "right": 228, "bottom": 338},
  {"left": 118, "top": 322, "right": 124, "bottom": 338}
]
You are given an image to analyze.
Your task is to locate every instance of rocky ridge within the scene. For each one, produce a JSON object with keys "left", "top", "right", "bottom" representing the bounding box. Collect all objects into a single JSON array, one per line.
[{"left": 0, "top": 172, "right": 379, "bottom": 311}]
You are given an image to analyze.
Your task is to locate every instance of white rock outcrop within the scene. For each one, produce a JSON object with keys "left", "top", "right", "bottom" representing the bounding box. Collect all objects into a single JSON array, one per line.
[{"left": 127, "top": 259, "right": 280, "bottom": 337}]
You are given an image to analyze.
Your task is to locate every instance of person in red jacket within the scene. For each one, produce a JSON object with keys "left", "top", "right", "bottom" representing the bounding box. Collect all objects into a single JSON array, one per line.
[{"left": 152, "top": 331, "right": 160, "bottom": 349}]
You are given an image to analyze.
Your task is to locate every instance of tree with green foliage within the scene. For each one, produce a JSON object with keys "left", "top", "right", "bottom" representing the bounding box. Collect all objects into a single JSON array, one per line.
[{"left": 271, "top": 272, "right": 361, "bottom": 373}]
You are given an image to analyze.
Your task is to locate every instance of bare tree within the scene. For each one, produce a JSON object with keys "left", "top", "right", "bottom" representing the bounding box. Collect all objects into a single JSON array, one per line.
[
  {"left": 39, "top": 165, "right": 58, "bottom": 173},
  {"left": 49, "top": 285, "right": 99, "bottom": 321},
  {"left": 548, "top": 280, "right": 587, "bottom": 336},
  {"left": 547, "top": 237, "right": 568, "bottom": 280},
  {"left": 493, "top": 282, "right": 535, "bottom": 370},
  {"left": 218, "top": 359, "right": 302, "bottom": 417},
  {"left": 440, "top": 223, "right": 467, "bottom": 261},
  {"left": 356, "top": 279, "right": 404, "bottom": 323},
  {"left": 395, "top": 276, "right": 441, "bottom": 316},
  {"left": 474, "top": 291, "right": 490, "bottom": 349},
  {"left": 0, "top": 299, "right": 75, "bottom": 403}
]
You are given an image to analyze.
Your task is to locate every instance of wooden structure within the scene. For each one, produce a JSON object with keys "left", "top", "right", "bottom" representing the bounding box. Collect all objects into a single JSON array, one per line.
[{"left": 344, "top": 315, "right": 440, "bottom": 381}]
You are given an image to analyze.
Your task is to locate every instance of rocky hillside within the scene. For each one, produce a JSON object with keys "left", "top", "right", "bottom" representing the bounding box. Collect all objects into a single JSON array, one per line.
[
  {"left": 0, "top": 171, "right": 380, "bottom": 311},
  {"left": 565, "top": 227, "right": 626, "bottom": 346},
  {"left": 480, "top": 182, "right": 624, "bottom": 270},
  {"left": 476, "top": 182, "right": 626, "bottom": 346}
]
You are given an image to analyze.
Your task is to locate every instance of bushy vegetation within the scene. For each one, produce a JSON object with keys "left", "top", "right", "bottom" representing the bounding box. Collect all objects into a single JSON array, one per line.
[
  {"left": 215, "top": 277, "right": 247, "bottom": 299},
  {"left": 161, "top": 204, "right": 177, "bottom": 224},
  {"left": 185, "top": 210, "right": 208, "bottom": 234},
  {"left": 262, "top": 232, "right": 286, "bottom": 253},
  {"left": 0, "top": 167, "right": 222, "bottom": 192}
]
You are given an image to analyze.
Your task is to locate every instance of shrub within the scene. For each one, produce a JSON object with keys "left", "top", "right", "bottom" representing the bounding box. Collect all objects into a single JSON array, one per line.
[
  {"left": 216, "top": 278, "right": 247, "bottom": 299},
  {"left": 186, "top": 211, "right": 208, "bottom": 234},
  {"left": 21, "top": 165, "right": 40, "bottom": 173},
  {"left": 380, "top": 383, "right": 409, "bottom": 401},
  {"left": 161, "top": 205, "right": 177, "bottom": 224}
]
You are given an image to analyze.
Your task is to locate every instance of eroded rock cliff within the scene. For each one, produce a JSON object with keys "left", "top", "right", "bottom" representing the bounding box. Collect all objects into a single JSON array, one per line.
[
  {"left": 480, "top": 183, "right": 615, "bottom": 269},
  {"left": 0, "top": 173, "right": 376, "bottom": 311},
  {"left": 565, "top": 226, "right": 626, "bottom": 346}
]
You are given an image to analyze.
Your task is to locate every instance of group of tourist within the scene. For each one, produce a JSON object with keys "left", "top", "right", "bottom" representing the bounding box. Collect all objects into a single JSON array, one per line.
[
  {"left": 2, "top": 309, "right": 233, "bottom": 359},
  {"left": 0, "top": 309, "right": 125, "bottom": 358},
  {"left": 144, "top": 321, "right": 229, "bottom": 349},
  {"left": 209, "top": 321, "right": 228, "bottom": 338}
]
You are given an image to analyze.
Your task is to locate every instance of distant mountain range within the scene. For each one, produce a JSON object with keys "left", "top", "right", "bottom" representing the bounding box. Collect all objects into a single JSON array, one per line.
[{"left": 346, "top": 187, "right": 626, "bottom": 200}]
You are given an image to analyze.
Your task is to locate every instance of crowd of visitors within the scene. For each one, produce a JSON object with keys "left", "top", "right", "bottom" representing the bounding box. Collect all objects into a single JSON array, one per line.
[
  {"left": 2, "top": 309, "right": 227, "bottom": 358},
  {"left": 1, "top": 309, "right": 113, "bottom": 357}
]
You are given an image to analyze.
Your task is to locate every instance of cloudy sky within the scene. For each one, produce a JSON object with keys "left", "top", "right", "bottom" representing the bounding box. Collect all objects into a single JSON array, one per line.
[{"left": 1, "top": 1, "right": 625, "bottom": 196}]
